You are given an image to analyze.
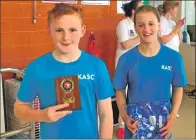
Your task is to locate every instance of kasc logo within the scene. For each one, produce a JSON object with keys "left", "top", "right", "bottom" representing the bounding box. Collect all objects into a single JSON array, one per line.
[
  {"left": 161, "top": 65, "right": 172, "bottom": 71},
  {"left": 78, "top": 74, "right": 95, "bottom": 80}
]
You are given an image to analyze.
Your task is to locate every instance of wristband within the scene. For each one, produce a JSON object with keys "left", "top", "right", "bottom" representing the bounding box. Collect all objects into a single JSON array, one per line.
[{"left": 172, "top": 28, "right": 179, "bottom": 35}]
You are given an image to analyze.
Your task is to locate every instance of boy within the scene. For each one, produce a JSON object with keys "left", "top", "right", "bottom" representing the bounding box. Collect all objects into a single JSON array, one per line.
[{"left": 14, "top": 3, "right": 114, "bottom": 139}]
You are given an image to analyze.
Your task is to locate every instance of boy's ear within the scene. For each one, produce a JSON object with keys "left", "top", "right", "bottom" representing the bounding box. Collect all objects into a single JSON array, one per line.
[{"left": 81, "top": 25, "right": 86, "bottom": 37}]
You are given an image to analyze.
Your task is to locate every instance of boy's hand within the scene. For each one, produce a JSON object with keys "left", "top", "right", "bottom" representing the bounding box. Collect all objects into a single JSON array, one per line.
[
  {"left": 160, "top": 113, "right": 176, "bottom": 139},
  {"left": 41, "top": 103, "right": 72, "bottom": 122},
  {"left": 125, "top": 116, "right": 138, "bottom": 134}
]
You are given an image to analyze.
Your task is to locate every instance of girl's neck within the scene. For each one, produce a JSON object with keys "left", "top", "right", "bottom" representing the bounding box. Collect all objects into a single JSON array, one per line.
[
  {"left": 138, "top": 40, "right": 160, "bottom": 57},
  {"left": 53, "top": 48, "right": 81, "bottom": 63},
  {"left": 164, "top": 13, "right": 172, "bottom": 20},
  {"left": 129, "top": 16, "right": 134, "bottom": 22}
]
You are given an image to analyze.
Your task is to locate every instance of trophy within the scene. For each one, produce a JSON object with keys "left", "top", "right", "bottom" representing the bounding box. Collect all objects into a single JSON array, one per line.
[{"left": 55, "top": 75, "right": 81, "bottom": 111}]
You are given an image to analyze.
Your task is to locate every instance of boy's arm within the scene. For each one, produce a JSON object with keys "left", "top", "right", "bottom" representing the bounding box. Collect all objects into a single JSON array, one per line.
[
  {"left": 14, "top": 99, "right": 43, "bottom": 122},
  {"left": 98, "top": 97, "right": 113, "bottom": 139},
  {"left": 14, "top": 99, "right": 72, "bottom": 122}
]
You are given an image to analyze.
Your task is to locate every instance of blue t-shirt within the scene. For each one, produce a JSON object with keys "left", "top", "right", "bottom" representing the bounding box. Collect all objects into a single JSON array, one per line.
[
  {"left": 17, "top": 50, "right": 114, "bottom": 139},
  {"left": 113, "top": 44, "right": 187, "bottom": 104}
]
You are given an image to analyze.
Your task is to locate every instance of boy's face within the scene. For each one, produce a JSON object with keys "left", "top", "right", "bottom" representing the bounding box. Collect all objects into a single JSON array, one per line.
[
  {"left": 135, "top": 12, "right": 160, "bottom": 44},
  {"left": 49, "top": 14, "right": 86, "bottom": 54}
]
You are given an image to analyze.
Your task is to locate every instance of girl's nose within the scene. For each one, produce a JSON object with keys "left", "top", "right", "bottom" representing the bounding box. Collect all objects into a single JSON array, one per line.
[{"left": 144, "top": 25, "right": 150, "bottom": 32}]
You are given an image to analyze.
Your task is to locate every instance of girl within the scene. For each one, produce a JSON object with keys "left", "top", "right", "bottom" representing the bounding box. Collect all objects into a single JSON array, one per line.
[
  {"left": 158, "top": 1, "right": 185, "bottom": 52},
  {"left": 113, "top": 5, "right": 187, "bottom": 139}
]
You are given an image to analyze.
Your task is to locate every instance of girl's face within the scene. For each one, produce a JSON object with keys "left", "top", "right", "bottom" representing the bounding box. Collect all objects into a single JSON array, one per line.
[
  {"left": 169, "top": 6, "right": 178, "bottom": 18},
  {"left": 135, "top": 12, "right": 160, "bottom": 44}
]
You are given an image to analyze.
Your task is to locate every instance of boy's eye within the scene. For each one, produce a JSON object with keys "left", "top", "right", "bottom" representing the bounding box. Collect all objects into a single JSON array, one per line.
[
  {"left": 69, "top": 28, "right": 77, "bottom": 32},
  {"left": 56, "top": 29, "right": 63, "bottom": 32},
  {"left": 139, "top": 24, "right": 143, "bottom": 27}
]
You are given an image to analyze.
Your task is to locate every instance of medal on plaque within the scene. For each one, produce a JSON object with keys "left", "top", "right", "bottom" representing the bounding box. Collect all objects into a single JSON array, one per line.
[{"left": 56, "top": 76, "right": 81, "bottom": 111}]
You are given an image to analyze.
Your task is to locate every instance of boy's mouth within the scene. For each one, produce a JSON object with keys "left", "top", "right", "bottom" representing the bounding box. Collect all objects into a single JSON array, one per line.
[{"left": 61, "top": 43, "right": 71, "bottom": 46}]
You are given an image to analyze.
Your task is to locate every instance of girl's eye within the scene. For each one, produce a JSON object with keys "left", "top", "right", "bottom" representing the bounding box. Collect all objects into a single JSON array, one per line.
[{"left": 149, "top": 23, "right": 154, "bottom": 26}]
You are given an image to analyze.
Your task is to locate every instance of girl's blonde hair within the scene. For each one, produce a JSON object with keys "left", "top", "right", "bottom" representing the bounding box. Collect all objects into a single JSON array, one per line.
[
  {"left": 158, "top": 1, "right": 179, "bottom": 15},
  {"left": 134, "top": 5, "right": 160, "bottom": 25}
]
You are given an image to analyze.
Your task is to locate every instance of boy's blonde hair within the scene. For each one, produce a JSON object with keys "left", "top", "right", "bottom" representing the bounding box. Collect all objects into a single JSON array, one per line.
[
  {"left": 47, "top": 3, "right": 83, "bottom": 26},
  {"left": 134, "top": 5, "right": 160, "bottom": 25}
]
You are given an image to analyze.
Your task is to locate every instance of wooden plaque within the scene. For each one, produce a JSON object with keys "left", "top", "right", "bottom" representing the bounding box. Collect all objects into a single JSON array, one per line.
[{"left": 55, "top": 76, "right": 81, "bottom": 111}]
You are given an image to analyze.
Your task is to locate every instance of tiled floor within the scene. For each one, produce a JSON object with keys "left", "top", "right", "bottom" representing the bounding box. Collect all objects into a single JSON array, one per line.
[
  {"left": 172, "top": 88, "right": 195, "bottom": 138},
  {"left": 113, "top": 86, "right": 196, "bottom": 139}
]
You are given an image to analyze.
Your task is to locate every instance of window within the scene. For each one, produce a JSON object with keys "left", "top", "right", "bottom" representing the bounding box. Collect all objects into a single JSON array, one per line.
[
  {"left": 181, "top": 1, "right": 195, "bottom": 25},
  {"left": 181, "top": 1, "right": 195, "bottom": 42},
  {"left": 149, "top": 0, "right": 163, "bottom": 8}
]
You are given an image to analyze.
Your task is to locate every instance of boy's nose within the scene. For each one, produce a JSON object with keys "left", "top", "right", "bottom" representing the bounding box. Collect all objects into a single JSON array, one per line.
[{"left": 62, "top": 32, "right": 71, "bottom": 41}]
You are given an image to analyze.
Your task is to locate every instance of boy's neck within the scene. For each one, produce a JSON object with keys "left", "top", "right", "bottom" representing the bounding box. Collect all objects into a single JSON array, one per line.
[
  {"left": 138, "top": 40, "right": 160, "bottom": 57},
  {"left": 52, "top": 48, "right": 81, "bottom": 63}
]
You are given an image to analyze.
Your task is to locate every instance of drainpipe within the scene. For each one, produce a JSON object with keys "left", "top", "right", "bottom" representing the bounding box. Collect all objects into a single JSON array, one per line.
[{"left": 33, "top": 0, "right": 36, "bottom": 24}]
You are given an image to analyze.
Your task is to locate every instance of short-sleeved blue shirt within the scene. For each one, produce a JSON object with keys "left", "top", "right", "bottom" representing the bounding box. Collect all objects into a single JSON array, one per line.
[
  {"left": 113, "top": 44, "right": 187, "bottom": 104},
  {"left": 17, "top": 50, "right": 114, "bottom": 139}
]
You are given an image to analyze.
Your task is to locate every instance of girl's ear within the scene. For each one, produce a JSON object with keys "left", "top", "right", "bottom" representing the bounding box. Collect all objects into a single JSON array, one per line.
[
  {"left": 158, "top": 22, "right": 160, "bottom": 32},
  {"left": 132, "top": 9, "right": 135, "bottom": 17},
  {"left": 134, "top": 24, "right": 138, "bottom": 34}
]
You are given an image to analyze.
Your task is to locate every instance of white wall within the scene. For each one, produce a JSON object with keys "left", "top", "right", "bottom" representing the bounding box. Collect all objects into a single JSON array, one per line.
[{"left": 179, "top": 44, "right": 195, "bottom": 85}]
